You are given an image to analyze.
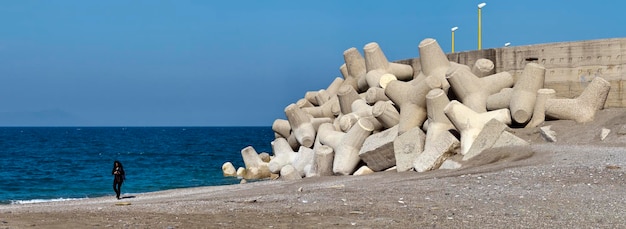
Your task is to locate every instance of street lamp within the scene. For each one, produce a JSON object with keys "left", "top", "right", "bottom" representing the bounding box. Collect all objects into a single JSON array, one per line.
[
  {"left": 504, "top": 42, "right": 511, "bottom": 47},
  {"left": 451, "top": 27, "right": 458, "bottom": 53},
  {"left": 478, "top": 2, "right": 486, "bottom": 50}
]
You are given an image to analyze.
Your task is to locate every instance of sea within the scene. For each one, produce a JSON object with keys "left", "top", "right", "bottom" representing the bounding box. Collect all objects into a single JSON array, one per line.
[{"left": 0, "top": 127, "right": 274, "bottom": 205}]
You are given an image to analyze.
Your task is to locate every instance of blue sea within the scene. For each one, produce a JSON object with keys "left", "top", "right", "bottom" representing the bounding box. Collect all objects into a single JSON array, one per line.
[{"left": 0, "top": 127, "right": 274, "bottom": 204}]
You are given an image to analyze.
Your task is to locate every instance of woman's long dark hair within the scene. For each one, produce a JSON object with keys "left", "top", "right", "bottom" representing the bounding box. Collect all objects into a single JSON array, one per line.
[{"left": 113, "top": 160, "right": 123, "bottom": 169}]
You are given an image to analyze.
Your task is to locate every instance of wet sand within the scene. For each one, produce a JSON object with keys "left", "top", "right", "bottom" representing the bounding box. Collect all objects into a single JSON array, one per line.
[{"left": 1, "top": 109, "right": 626, "bottom": 228}]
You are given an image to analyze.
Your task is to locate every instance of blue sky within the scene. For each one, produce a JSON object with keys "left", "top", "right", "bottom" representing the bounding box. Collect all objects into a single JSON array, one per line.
[{"left": 0, "top": 1, "right": 623, "bottom": 126}]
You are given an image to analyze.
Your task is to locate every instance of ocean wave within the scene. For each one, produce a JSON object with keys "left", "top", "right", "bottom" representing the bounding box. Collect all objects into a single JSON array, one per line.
[{"left": 10, "top": 197, "right": 87, "bottom": 205}]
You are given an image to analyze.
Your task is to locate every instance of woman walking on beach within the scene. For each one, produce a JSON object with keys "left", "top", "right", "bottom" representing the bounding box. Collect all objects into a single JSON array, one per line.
[{"left": 112, "top": 160, "right": 125, "bottom": 199}]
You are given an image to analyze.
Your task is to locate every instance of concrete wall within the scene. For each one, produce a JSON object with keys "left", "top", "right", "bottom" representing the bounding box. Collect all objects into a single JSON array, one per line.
[{"left": 396, "top": 38, "right": 626, "bottom": 108}]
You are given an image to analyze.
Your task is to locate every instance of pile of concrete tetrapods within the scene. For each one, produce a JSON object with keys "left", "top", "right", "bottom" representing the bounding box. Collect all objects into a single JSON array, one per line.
[{"left": 221, "top": 38, "right": 611, "bottom": 180}]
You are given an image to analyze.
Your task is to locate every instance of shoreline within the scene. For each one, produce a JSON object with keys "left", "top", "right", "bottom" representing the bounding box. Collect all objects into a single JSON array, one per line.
[
  {"left": 1, "top": 178, "right": 249, "bottom": 206},
  {"left": 1, "top": 142, "right": 625, "bottom": 227}
]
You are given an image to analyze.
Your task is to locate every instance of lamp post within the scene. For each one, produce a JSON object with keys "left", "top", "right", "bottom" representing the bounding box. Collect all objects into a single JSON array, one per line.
[
  {"left": 451, "top": 27, "right": 458, "bottom": 53},
  {"left": 477, "top": 2, "right": 486, "bottom": 50}
]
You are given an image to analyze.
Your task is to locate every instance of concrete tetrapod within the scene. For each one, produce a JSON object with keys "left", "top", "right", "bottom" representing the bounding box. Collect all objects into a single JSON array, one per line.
[
  {"left": 444, "top": 100, "right": 512, "bottom": 155},
  {"left": 525, "top": 89, "right": 556, "bottom": 128},
  {"left": 258, "top": 152, "right": 271, "bottom": 163},
  {"left": 446, "top": 63, "right": 514, "bottom": 113},
  {"left": 325, "top": 77, "right": 345, "bottom": 97},
  {"left": 314, "top": 89, "right": 332, "bottom": 105},
  {"left": 338, "top": 99, "right": 383, "bottom": 132},
  {"left": 337, "top": 84, "right": 362, "bottom": 114},
  {"left": 471, "top": 58, "right": 495, "bottom": 78},
  {"left": 317, "top": 123, "right": 342, "bottom": 148},
  {"left": 319, "top": 118, "right": 375, "bottom": 175},
  {"left": 510, "top": 63, "right": 546, "bottom": 124},
  {"left": 284, "top": 103, "right": 316, "bottom": 148},
  {"left": 413, "top": 89, "right": 460, "bottom": 172},
  {"left": 544, "top": 77, "right": 611, "bottom": 123},
  {"left": 235, "top": 167, "right": 246, "bottom": 177},
  {"left": 372, "top": 101, "right": 400, "bottom": 129},
  {"left": 309, "top": 78, "right": 343, "bottom": 105},
  {"left": 272, "top": 119, "right": 291, "bottom": 139},
  {"left": 365, "top": 87, "right": 390, "bottom": 104},
  {"left": 425, "top": 89, "right": 455, "bottom": 131},
  {"left": 487, "top": 88, "right": 514, "bottom": 110},
  {"left": 302, "top": 95, "right": 340, "bottom": 119},
  {"left": 296, "top": 98, "right": 314, "bottom": 108},
  {"left": 310, "top": 117, "right": 334, "bottom": 132},
  {"left": 418, "top": 38, "right": 452, "bottom": 91},
  {"left": 268, "top": 138, "right": 298, "bottom": 174},
  {"left": 313, "top": 145, "right": 334, "bottom": 177},
  {"left": 363, "top": 42, "right": 414, "bottom": 88},
  {"left": 342, "top": 47, "right": 368, "bottom": 92},
  {"left": 292, "top": 146, "right": 315, "bottom": 178},
  {"left": 339, "top": 64, "right": 359, "bottom": 92},
  {"left": 286, "top": 131, "right": 301, "bottom": 151},
  {"left": 304, "top": 90, "right": 320, "bottom": 106},
  {"left": 280, "top": 164, "right": 302, "bottom": 180},
  {"left": 222, "top": 162, "right": 237, "bottom": 177},
  {"left": 385, "top": 75, "right": 442, "bottom": 134},
  {"left": 240, "top": 146, "right": 271, "bottom": 179}
]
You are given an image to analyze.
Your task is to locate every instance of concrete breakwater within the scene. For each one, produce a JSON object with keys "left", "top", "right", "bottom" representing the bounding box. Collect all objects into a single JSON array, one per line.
[
  {"left": 222, "top": 37, "right": 618, "bottom": 180},
  {"left": 397, "top": 37, "right": 626, "bottom": 108}
]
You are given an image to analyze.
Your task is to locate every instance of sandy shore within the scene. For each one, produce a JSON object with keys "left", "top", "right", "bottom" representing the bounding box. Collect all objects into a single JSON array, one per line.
[{"left": 2, "top": 110, "right": 626, "bottom": 228}]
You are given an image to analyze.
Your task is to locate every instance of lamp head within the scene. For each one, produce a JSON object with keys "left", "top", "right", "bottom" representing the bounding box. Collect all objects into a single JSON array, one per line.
[
  {"left": 478, "top": 3, "right": 486, "bottom": 8},
  {"left": 451, "top": 27, "right": 458, "bottom": 32},
  {"left": 504, "top": 42, "right": 511, "bottom": 47}
]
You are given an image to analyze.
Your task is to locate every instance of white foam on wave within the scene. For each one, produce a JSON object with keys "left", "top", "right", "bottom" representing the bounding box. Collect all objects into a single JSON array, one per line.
[{"left": 10, "top": 197, "right": 87, "bottom": 205}]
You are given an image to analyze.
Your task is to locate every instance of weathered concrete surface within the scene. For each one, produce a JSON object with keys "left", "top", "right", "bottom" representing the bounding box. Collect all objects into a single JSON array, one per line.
[
  {"left": 292, "top": 146, "right": 315, "bottom": 177},
  {"left": 359, "top": 126, "right": 398, "bottom": 172},
  {"left": 462, "top": 119, "right": 509, "bottom": 161},
  {"left": 329, "top": 118, "right": 375, "bottom": 175},
  {"left": 544, "top": 76, "right": 611, "bottom": 123},
  {"left": 222, "top": 162, "right": 236, "bottom": 177},
  {"left": 372, "top": 101, "right": 400, "bottom": 129},
  {"left": 540, "top": 125, "right": 557, "bottom": 142},
  {"left": 279, "top": 164, "right": 302, "bottom": 180},
  {"left": 444, "top": 101, "right": 512, "bottom": 155},
  {"left": 472, "top": 58, "right": 495, "bottom": 77},
  {"left": 413, "top": 130, "right": 459, "bottom": 172},
  {"left": 396, "top": 38, "right": 626, "bottom": 108},
  {"left": 268, "top": 138, "right": 297, "bottom": 174},
  {"left": 491, "top": 131, "right": 528, "bottom": 149},
  {"left": 526, "top": 88, "right": 557, "bottom": 128},
  {"left": 385, "top": 75, "right": 441, "bottom": 134},
  {"left": 313, "top": 145, "right": 334, "bottom": 177},
  {"left": 393, "top": 126, "right": 426, "bottom": 172},
  {"left": 460, "top": 119, "right": 528, "bottom": 161},
  {"left": 510, "top": 63, "right": 546, "bottom": 124}
]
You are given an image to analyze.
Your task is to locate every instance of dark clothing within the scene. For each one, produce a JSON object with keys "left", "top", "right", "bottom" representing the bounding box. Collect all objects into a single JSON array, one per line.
[
  {"left": 113, "top": 166, "right": 125, "bottom": 183},
  {"left": 112, "top": 164, "right": 125, "bottom": 199},
  {"left": 113, "top": 181, "right": 122, "bottom": 199}
]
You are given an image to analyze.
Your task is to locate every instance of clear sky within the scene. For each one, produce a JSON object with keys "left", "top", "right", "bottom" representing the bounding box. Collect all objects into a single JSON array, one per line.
[{"left": 0, "top": 1, "right": 623, "bottom": 126}]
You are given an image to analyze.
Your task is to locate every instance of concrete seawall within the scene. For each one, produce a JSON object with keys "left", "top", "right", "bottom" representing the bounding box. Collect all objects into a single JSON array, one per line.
[{"left": 397, "top": 38, "right": 626, "bottom": 108}]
